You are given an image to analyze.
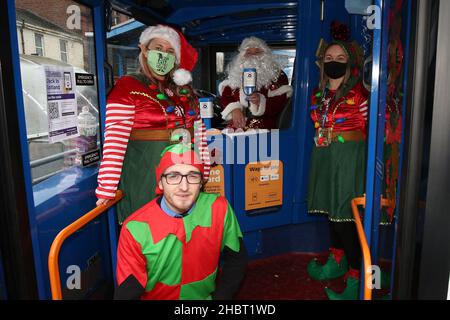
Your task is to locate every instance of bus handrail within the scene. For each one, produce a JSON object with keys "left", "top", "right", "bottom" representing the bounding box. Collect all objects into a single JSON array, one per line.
[
  {"left": 351, "top": 196, "right": 371, "bottom": 300},
  {"left": 48, "top": 190, "right": 123, "bottom": 300},
  {"left": 351, "top": 195, "right": 394, "bottom": 300}
]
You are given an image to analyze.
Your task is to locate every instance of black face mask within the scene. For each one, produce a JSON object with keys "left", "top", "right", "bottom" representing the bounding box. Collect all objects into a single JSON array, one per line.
[{"left": 324, "top": 61, "right": 348, "bottom": 79}]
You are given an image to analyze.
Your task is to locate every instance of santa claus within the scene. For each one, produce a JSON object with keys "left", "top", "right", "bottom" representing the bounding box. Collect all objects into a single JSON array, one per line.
[{"left": 219, "top": 37, "right": 293, "bottom": 129}]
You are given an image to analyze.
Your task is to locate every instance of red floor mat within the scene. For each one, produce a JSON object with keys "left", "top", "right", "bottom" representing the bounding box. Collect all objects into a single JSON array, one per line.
[{"left": 234, "top": 252, "right": 391, "bottom": 300}]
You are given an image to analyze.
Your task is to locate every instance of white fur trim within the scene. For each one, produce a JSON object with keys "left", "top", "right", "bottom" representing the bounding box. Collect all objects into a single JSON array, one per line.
[
  {"left": 267, "top": 84, "right": 293, "bottom": 98},
  {"left": 139, "top": 25, "right": 181, "bottom": 63},
  {"left": 248, "top": 93, "right": 266, "bottom": 116},
  {"left": 218, "top": 80, "right": 231, "bottom": 96},
  {"left": 221, "top": 102, "right": 244, "bottom": 121},
  {"left": 173, "top": 68, "right": 192, "bottom": 86}
]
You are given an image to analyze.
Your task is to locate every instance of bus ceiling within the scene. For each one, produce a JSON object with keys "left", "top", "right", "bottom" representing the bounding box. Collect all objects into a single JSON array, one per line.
[{"left": 108, "top": 0, "right": 297, "bottom": 45}]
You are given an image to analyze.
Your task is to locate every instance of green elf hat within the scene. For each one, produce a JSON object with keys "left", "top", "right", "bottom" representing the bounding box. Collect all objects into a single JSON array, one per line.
[{"left": 155, "top": 144, "right": 204, "bottom": 195}]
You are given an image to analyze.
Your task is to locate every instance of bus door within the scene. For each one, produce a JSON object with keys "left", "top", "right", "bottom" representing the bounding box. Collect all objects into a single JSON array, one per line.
[
  {"left": 363, "top": 0, "right": 413, "bottom": 298},
  {"left": 4, "top": 0, "right": 112, "bottom": 299}
]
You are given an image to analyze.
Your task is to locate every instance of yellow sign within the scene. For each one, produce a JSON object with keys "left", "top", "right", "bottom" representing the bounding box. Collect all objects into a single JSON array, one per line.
[
  {"left": 204, "top": 165, "right": 225, "bottom": 197},
  {"left": 245, "top": 161, "right": 283, "bottom": 210}
]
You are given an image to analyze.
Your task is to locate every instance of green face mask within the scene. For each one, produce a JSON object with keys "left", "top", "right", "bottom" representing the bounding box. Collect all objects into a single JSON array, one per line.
[{"left": 147, "top": 50, "right": 176, "bottom": 75}]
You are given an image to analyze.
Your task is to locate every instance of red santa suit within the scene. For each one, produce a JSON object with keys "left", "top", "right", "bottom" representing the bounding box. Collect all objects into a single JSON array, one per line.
[{"left": 219, "top": 71, "right": 292, "bottom": 129}]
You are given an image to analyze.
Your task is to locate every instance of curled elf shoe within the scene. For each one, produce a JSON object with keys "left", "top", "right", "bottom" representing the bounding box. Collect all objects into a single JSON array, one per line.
[
  {"left": 307, "top": 248, "right": 348, "bottom": 281},
  {"left": 324, "top": 269, "right": 360, "bottom": 300}
]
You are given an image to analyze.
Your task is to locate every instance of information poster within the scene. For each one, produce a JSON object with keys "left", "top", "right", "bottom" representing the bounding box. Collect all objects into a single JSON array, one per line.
[
  {"left": 245, "top": 160, "right": 283, "bottom": 210},
  {"left": 45, "top": 66, "right": 79, "bottom": 143},
  {"left": 203, "top": 165, "right": 225, "bottom": 197}
]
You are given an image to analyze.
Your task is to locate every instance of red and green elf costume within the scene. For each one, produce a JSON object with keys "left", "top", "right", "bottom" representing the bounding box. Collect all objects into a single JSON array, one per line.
[{"left": 115, "top": 145, "right": 246, "bottom": 300}]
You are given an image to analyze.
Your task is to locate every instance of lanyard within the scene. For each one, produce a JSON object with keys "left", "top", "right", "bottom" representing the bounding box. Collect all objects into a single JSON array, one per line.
[{"left": 321, "top": 88, "right": 333, "bottom": 128}]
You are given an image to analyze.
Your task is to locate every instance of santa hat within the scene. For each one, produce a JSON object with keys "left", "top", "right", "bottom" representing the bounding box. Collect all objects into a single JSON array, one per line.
[
  {"left": 139, "top": 24, "right": 198, "bottom": 86},
  {"left": 155, "top": 144, "right": 204, "bottom": 195}
]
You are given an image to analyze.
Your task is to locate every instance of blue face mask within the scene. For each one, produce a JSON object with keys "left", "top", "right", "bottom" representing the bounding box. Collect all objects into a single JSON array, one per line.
[{"left": 147, "top": 50, "right": 176, "bottom": 75}]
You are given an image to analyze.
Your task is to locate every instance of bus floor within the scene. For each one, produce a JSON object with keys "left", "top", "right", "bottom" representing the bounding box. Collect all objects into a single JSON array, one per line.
[{"left": 234, "top": 252, "right": 391, "bottom": 300}]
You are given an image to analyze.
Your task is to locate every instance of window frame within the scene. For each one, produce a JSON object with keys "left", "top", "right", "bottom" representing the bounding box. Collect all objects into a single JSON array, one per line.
[
  {"left": 34, "top": 33, "right": 44, "bottom": 56},
  {"left": 59, "top": 39, "right": 68, "bottom": 63}
]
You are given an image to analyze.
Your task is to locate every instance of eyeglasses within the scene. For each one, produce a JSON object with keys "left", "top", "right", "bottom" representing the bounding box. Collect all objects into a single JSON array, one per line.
[{"left": 162, "top": 172, "right": 203, "bottom": 185}]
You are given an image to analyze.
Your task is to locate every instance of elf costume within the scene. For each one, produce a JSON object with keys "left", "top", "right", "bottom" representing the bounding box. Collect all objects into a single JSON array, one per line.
[
  {"left": 95, "top": 25, "right": 210, "bottom": 224},
  {"left": 306, "top": 30, "right": 369, "bottom": 300},
  {"left": 115, "top": 145, "right": 246, "bottom": 300}
]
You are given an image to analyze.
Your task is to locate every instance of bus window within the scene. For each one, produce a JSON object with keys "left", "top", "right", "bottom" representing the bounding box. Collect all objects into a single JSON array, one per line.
[
  {"left": 272, "top": 48, "right": 296, "bottom": 85},
  {"left": 106, "top": 10, "right": 140, "bottom": 81},
  {"left": 15, "top": 0, "right": 100, "bottom": 184}
]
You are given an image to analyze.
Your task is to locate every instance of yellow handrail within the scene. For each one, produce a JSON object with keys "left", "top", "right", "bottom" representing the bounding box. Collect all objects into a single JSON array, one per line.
[
  {"left": 351, "top": 195, "right": 394, "bottom": 300},
  {"left": 48, "top": 191, "right": 123, "bottom": 300}
]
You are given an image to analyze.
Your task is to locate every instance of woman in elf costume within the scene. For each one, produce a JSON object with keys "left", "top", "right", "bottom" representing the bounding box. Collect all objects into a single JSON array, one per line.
[
  {"left": 95, "top": 25, "right": 209, "bottom": 224},
  {"left": 306, "top": 31, "right": 369, "bottom": 300}
]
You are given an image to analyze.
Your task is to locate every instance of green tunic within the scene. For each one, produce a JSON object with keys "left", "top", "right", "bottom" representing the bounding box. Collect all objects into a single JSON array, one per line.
[
  {"left": 117, "top": 140, "right": 167, "bottom": 224},
  {"left": 307, "top": 141, "right": 366, "bottom": 222}
]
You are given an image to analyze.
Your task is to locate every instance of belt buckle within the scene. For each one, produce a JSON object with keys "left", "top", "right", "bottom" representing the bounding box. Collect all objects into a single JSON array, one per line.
[{"left": 314, "top": 127, "right": 332, "bottom": 147}]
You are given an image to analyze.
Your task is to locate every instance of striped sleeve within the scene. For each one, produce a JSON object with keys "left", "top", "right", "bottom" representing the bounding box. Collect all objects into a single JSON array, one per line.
[
  {"left": 194, "top": 119, "right": 211, "bottom": 182},
  {"left": 358, "top": 98, "right": 369, "bottom": 121},
  {"left": 96, "top": 99, "right": 135, "bottom": 199}
]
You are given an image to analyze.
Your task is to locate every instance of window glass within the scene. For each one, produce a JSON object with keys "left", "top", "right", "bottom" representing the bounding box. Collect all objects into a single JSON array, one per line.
[
  {"left": 16, "top": 0, "right": 100, "bottom": 184},
  {"left": 106, "top": 12, "right": 138, "bottom": 82},
  {"left": 60, "top": 39, "right": 68, "bottom": 62},
  {"left": 272, "top": 49, "right": 296, "bottom": 85},
  {"left": 34, "top": 33, "right": 44, "bottom": 56}
]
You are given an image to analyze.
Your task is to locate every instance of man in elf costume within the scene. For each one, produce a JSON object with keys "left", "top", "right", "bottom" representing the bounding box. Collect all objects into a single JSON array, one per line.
[{"left": 114, "top": 143, "right": 247, "bottom": 300}]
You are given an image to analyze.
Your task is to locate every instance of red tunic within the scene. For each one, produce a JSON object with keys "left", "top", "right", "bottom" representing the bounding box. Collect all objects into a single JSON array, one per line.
[
  {"left": 219, "top": 72, "right": 293, "bottom": 129},
  {"left": 96, "top": 75, "right": 209, "bottom": 199},
  {"left": 310, "top": 82, "right": 369, "bottom": 134}
]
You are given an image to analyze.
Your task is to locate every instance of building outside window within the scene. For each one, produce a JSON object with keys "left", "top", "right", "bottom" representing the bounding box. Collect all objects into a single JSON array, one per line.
[
  {"left": 60, "top": 39, "right": 68, "bottom": 62},
  {"left": 34, "top": 33, "right": 44, "bottom": 56},
  {"left": 112, "top": 11, "right": 120, "bottom": 25}
]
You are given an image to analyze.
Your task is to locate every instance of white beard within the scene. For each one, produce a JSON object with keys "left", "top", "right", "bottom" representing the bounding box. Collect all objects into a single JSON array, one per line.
[{"left": 225, "top": 52, "right": 283, "bottom": 90}]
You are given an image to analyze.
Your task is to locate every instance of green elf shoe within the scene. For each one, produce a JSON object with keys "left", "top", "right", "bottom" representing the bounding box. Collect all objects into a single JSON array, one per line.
[
  {"left": 325, "top": 269, "right": 360, "bottom": 300},
  {"left": 307, "top": 248, "right": 348, "bottom": 281}
]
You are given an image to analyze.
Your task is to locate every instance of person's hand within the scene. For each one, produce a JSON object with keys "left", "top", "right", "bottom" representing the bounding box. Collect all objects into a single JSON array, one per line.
[
  {"left": 96, "top": 198, "right": 111, "bottom": 207},
  {"left": 231, "top": 108, "right": 246, "bottom": 129},
  {"left": 248, "top": 93, "right": 260, "bottom": 108}
]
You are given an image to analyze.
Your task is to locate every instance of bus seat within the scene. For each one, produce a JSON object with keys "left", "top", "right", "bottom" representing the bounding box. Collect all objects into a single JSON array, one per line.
[{"left": 277, "top": 96, "right": 293, "bottom": 130}]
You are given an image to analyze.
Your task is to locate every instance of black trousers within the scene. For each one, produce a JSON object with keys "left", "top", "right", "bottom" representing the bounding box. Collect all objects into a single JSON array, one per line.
[{"left": 329, "top": 221, "right": 361, "bottom": 270}]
